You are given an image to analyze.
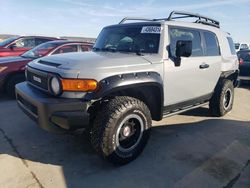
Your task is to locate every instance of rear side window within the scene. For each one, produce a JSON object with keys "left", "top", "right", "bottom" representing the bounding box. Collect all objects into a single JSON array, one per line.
[
  {"left": 81, "top": 45, "right": 92, "bottom": 51},
  {"left": 53, "top": 45, "right": 78, "bottom": 54},
  {"left": 227, "top": 37, "right": 236, "bottom": 55},
  {"left": 204, "top": 32, "right": 220, "bottom": 56},
  {"left": 170, "top": 28, "right": 203, "bottom": 57}
]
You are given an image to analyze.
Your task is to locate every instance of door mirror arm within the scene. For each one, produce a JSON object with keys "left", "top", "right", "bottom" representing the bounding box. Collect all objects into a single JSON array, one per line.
[{"left": 9, "top": 44, "right": 17, "bottom": 50}]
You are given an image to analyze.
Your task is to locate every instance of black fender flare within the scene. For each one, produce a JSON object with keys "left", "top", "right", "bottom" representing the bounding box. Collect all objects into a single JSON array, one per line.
[
  {"left": 219, "top": 70, "right": 239, "bottom": 87},
  {"left": 84, "top": 72, "right": 164, "bottom": 120}
]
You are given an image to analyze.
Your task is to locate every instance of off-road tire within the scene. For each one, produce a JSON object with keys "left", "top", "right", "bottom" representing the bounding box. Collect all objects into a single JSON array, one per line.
[
  {"left": 209, "top": 79, "right": 234, "bottom": 117},
  {"left": 90, "top": 96, "right": 152, "bottom": 165},
  {"left": 6, "top": 74, "right": 25, "bottom": 98}
]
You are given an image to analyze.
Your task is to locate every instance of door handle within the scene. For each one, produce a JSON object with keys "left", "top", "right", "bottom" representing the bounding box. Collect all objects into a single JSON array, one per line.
[{"left": 199, "top": 63, "right": 209, "bottom": 69}]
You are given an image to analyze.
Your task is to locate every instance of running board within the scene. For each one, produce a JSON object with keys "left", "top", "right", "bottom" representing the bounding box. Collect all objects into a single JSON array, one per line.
[{"left": 163, "top": 102, "right": 209, "bottom": 118}]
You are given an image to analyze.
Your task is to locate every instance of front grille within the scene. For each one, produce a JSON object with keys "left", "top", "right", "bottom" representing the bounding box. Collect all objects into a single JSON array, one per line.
[{"left": 26, "top": 67, "right": 49, "bottom": 91}]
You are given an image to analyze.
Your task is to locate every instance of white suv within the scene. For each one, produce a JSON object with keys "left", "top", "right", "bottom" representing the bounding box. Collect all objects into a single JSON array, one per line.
[{"left": 16, "top": 11, "right": 239, "bottom": 165}]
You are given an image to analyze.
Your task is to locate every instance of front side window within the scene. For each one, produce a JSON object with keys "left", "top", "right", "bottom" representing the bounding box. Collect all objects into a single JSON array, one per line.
[
  {"left": 204, "top": 32, "right": 220, "bottom": 56},
  {"left": 94, "top": 25, "right": 161, "bottom": 54},
  {"left": 21, "top": 42, "right": 59, "bottom": 58},
  {"left": 14, "top": 38, "right": 36, "bottom": 48},
  {"left": 170, "top": 28, "right": 203, "bottom": 57}
]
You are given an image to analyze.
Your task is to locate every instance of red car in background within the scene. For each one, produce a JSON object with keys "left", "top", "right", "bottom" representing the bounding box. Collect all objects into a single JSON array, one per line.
[
  {"left": 0, "top": 36, "right": 59, "bottom": 57},
  {"left": 0, "top": 40, "right": 93, "bottom": 97}
]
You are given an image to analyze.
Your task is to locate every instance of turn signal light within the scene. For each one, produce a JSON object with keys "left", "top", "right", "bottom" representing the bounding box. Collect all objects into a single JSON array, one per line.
[{"left": 61, "top": 79, "right": 98, "bottom": 92}]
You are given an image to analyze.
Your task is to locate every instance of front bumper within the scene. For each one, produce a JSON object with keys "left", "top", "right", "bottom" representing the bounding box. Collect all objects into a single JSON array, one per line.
[{"left": 16, "top": 82, "right": 90, "bottom": 133}]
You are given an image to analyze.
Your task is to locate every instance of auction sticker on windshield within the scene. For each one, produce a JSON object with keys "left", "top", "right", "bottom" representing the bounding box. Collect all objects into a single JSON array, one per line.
[{"left": 141, "top": 26, "right": 162, "bottom": 34}]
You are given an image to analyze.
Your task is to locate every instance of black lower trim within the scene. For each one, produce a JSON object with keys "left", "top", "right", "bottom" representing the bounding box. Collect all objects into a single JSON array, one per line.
[{"left": 163, "top": 93, "right": 213, "bottom": 115}]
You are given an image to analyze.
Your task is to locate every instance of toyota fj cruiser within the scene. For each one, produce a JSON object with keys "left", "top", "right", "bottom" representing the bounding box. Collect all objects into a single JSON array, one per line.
[{"left": 16, "top": 11, "right": 239, "bottom": 165}]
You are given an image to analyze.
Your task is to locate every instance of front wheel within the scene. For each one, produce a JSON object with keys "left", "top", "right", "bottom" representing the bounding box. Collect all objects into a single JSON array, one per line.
[
  {"left": 209, "top": 79, "right": 234, "bottom": 117},
  {"left": 91, "top": 96, "right": 152, "bottom": 165}
]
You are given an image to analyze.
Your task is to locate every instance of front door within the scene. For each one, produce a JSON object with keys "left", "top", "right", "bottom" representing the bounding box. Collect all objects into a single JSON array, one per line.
[{"left": 163, "top": 27, "right": 220, "bottom": 106}]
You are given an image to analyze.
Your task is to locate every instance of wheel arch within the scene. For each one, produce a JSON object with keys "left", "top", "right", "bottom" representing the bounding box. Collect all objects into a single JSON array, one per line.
[
  {"left": 219, "top": 70, "right": 239, "bottom": 87},
  {"left": 85, "top": 72, "right": 164, "bottom": 121}
]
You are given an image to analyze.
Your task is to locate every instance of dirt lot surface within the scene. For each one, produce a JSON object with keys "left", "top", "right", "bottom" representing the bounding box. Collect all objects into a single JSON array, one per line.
[{"left": 0, "top": 85, "right": 250, "bottom": 188}]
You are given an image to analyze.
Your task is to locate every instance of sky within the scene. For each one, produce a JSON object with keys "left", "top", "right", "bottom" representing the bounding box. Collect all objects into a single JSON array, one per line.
[{"left": 0, "top": 0, "right": 250, "bottom": 43}]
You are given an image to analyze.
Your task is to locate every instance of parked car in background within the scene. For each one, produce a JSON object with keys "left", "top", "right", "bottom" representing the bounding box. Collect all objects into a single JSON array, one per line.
[
  {"left": 0, "top": 40, "right": 93, "bottom": 97},
  {"left": 237, "top": 50, "right": 250, "bottom": 82},
  {"left": 235, "top": 43, "right": 249, "bottom": 52},
  {"left": 0, "top": 36, "right": 59, "bottom": 57}
]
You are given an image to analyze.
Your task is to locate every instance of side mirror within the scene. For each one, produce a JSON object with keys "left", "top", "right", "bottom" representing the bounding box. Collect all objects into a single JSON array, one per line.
[
  {"left": 9, "top": 44, "right": 17, "bottom": 50},
  {"left": 175, "top": 40, "right": 192, "bottom": 66}
]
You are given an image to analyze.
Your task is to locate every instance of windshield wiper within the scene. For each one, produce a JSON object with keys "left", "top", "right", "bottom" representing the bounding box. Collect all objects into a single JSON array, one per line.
[
  {"left": 117, "top": 49, "right": 144, "bottom": 56},
  {"left": 93, "top": 47, "right": 117, "bottom": 52},
  {"left": 93, "top": 47, "right": 144, "bottom": 56}
]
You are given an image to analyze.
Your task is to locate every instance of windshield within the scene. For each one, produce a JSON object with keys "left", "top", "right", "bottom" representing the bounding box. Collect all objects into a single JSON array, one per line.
[
  {"left": 93, "top": 25, "right": 161, "bottom": 54},
  {"left": 235, "top": 43, "right": 240, "bottom": 50},
  {"left": 21, "top": 42, "right": 59, "bottom": 58},
  {"left": 0, "top": 37, "right": 19, "bottom": 47}
]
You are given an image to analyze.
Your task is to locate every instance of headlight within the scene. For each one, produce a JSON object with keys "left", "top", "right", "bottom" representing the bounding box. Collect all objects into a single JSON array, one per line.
[
  {"left": 50, "top": 76, "right": 98, "bottom": 95},
  {"left": 50, "top": 76, "right": 62, "bottom": 95},
  {"left": 0, "top": 66, "right": 8, "bottom": 73},
  {"left": 61, "top": 79, "right": 98, "bottom": 92}
]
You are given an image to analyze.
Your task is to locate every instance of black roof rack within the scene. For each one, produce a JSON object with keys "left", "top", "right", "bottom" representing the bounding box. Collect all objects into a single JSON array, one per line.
[
  {"left": 119, "top": 17, "right": 155, "bottom": 24},
  {"left": 167, "top": 11, "right": 220, "bottom": 28},
  {"left": 119, "top": 11, "right": 220, "bottom": 28}
]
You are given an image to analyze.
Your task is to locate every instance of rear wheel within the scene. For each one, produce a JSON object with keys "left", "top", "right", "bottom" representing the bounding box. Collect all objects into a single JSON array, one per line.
[
  {"left": 6, "top": 74, "right": 25, "bottom": 98},
  {"left": 209, "top": 79, "right": 234, "bottom": 117},
  {"left": 90, "top": 96, "right": 151, "bottom": 165}
]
